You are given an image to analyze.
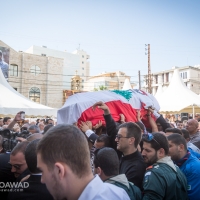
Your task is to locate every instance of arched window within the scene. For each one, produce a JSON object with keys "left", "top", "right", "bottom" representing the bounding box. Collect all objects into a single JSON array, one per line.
[
  {"left": 30, "top": 65, "right": 41, "bottom": 75},
  {"left": 9, "top": 64, "right": 18, "bottom": 76},
  {"left": 29, "top": 87, "right": 40, "bottom": 103}
]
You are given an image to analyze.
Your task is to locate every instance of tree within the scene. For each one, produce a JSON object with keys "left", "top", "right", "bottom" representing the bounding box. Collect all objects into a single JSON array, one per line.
[{"left": 94, "top": 85, "right": 107, "bottom": 91}]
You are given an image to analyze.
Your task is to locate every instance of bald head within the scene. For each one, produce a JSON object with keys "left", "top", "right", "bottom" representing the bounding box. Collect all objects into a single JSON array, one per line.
[{"left": 186, "top": 119, "right": 199, "bottom": 135}]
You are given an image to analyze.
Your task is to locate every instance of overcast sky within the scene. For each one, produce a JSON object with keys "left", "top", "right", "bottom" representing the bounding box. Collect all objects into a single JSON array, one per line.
[{"left": 1, "top": 0, "right": 200, "bottom": 86}]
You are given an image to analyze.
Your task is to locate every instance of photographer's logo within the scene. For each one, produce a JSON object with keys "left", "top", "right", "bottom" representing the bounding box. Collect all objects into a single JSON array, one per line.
[{"left": 0, "top": 182, "right": 29, "bottom": 192}]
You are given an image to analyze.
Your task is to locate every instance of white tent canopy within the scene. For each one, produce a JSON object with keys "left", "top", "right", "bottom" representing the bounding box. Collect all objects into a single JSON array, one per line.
[
  {"left": 0, "top": 69, "right": 57, "bottom": 117},
  {"left": 155, "top": 69, "right": 200, "bottom": 113},
  {"left": 122, "top": 78, "right": 132, "bottom": 90}
]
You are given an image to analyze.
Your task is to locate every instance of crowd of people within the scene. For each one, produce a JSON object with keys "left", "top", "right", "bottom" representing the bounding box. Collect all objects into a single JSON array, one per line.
[{"left": 1, "top": 104, "right": 200, "bottom": 200}]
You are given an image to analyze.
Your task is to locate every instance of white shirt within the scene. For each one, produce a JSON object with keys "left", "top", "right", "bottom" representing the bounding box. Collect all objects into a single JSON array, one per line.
[{"left": 78, "top": 175, "right": 130, "bottom": 200}]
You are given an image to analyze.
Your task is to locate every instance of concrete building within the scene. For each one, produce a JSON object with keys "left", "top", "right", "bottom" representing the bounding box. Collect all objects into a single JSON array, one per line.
[
  {"left": 0, "top": 40, "right": 88, "bottom": 108},
  {"left": 143, "top": 66, "right": 200, "bottom": 95},
  {"left": 84, "top": 71, "right": 134, "bottom": 91},
  {"left": 26, "top": 45, "right": 90, "bottom": 89}
]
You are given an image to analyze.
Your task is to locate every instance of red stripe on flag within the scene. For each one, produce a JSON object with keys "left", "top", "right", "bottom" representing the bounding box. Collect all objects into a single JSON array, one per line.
[{"left": 78, "top": 100, "right": 138, "bottom": 127}]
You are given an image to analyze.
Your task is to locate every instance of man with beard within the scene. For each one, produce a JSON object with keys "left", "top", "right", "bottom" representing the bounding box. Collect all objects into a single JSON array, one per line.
[
  {"left": 9, "top": 141, "right": 30, "bottom": 180},
  {"left": 167, "top": 133, "right": 200, "bottom": 200},
  {"left": 141, "top": 132, "right": 188, "bottom": 200}
]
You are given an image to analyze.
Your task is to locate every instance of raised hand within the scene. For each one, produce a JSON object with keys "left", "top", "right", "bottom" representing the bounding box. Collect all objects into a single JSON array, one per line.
[
  {"left": 79, "top": 121, "right": 90, "bottom": 133},
  {"left": 86, "top": 121, "right": 93, "bottom": 130},
  {"left": 93, "top": 120, "right": 102, "bottom": 130},
  {"left": 92, "top": 101, "right": 110, "bottom": 115}
]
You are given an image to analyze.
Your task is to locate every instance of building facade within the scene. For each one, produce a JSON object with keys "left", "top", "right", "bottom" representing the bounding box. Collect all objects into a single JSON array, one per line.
[
  {"left": 0, "top": 40, "right": 89, "bottom": 108},
  {"left": 26, "top": 45, "right": 90, "bottom": 88},
  {"left": 143, "top": 66, "right": 200, "bottom": 95},
  {"left": 84, "top": 71, "right": 133, "bottom": 91}
]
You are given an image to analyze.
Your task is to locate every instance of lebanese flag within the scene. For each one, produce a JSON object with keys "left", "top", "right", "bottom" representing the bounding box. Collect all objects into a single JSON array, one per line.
[
  {"left": 57, "top": 90, "right": 160, "bottom": 129},
  {"left": 57, "top": 90, "right": 137, "bottom": 126}
]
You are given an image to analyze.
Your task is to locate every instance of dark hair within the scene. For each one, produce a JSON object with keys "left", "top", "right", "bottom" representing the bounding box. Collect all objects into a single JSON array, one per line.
[
  {"left": 181, "top": 129, "right": 190, "bottom": 140},
  {"left": 37, "top": 124, "right": 91, "bottom": 178},
  {"left": 28, "top": 125, "right": 40, "bottom": 133},
  {"left": 0, "top": 135, "right": 3, "bottom": 147},
  {"left": 11, "top": 141, "right": 29, "bottom": 156},
  {"left": 167, "top": 133, "right": 187, "bottom": 151},
  {"left": 96, "top": 134, "right": 110, "bottom": 147},
  {"left": 45, "top": 118, "right": 53, "bottom": 125},
  {"left": 165, "top": 128, "right": 183, "bottom": 135},
  {"left": 43, "top": 124, "right": 53, "bottom": 134},
  {"left": 94, "top": 147, "right": 119, "bottom": 176},
  {"left": 25, "top": 139, "right": 41, "bottom": 173},
  {"left": 118, "top": 122, "right": 142, "bottom": 148},
  {"left": 135, "top": 121, "right": 145, "bottom": 132},
  {"left": 142, "top": 132, "right": 169, "bottom": 155},
  {"left": 3, "top": 117, "right": 11, "bottom": 124}
]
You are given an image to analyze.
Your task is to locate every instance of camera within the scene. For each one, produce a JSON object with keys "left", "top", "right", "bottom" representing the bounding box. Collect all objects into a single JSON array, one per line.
[{"left": 0, "top": 128, "right": 30, "bottom": 152}]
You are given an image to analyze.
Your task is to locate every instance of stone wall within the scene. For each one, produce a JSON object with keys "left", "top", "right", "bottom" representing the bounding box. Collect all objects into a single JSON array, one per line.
[{"left": 0, "top": 40, "right": 64, "bottom": 108}]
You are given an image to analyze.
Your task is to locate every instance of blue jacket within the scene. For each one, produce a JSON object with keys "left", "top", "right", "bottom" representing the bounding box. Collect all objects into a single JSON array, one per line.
[
  {"left": 188, "top": 148, "right": 200, "bottom": 159},
  {"left": 179, "top": 153, "right": 200, "bottom": 200}
]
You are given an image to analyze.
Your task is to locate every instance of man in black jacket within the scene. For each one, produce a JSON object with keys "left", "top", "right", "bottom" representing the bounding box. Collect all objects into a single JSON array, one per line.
[{"left": 92, "top": 101, "right": 146, "bottom": 190}]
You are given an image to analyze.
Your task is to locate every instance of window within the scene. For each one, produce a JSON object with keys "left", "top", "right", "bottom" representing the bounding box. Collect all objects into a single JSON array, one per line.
[
  {"left": 166, "top": 73, "right": 169, "bottom": 82},
  {"left": 82, "top": 80, "right": 84, "bottom": 82},
  {"left": 82, "top": 73, "right": 84, "bottom": 76},
  {"left": 82, "top": 67, "right": 84, "bottom": 70},
  {"left": 30, "top": 65, "right": 41, "bottom": 75},
  {"left": 9, "top": 64, "right": 18, "bottom": 76},
  {"left": 185, "top": 82, "right": 187, "bottom": 86},
  {"left": 29, "top": 87, "right": 40, "bottom": 103},
  {"left": 185, "top": 72, "right": 187, "bottom": 79},
  {"left": 82, "top": 61, "right": 84, "bottom": 64},
  {"left": 82, "top": 55, "right": 84, "bottom": 58},
  {"left": 155, "top": 75, "right": 158, "bottom": 84},
  {"left": 162, "top": 74, "right": 164, "bottom": 82}
]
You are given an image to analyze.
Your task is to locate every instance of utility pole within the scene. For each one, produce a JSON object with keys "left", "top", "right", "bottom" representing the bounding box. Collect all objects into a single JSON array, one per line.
[
  {"left": 138, "top": 70, "right": 141, "bottom": 90},
  {"left": 145, "top": 44, "right": 152, "bottom": 93}
]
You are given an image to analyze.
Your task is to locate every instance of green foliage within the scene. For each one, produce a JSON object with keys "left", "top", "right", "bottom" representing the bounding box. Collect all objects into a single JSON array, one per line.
[{"left": 94, "top": 85, "right": 107, "bottom": 91}]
